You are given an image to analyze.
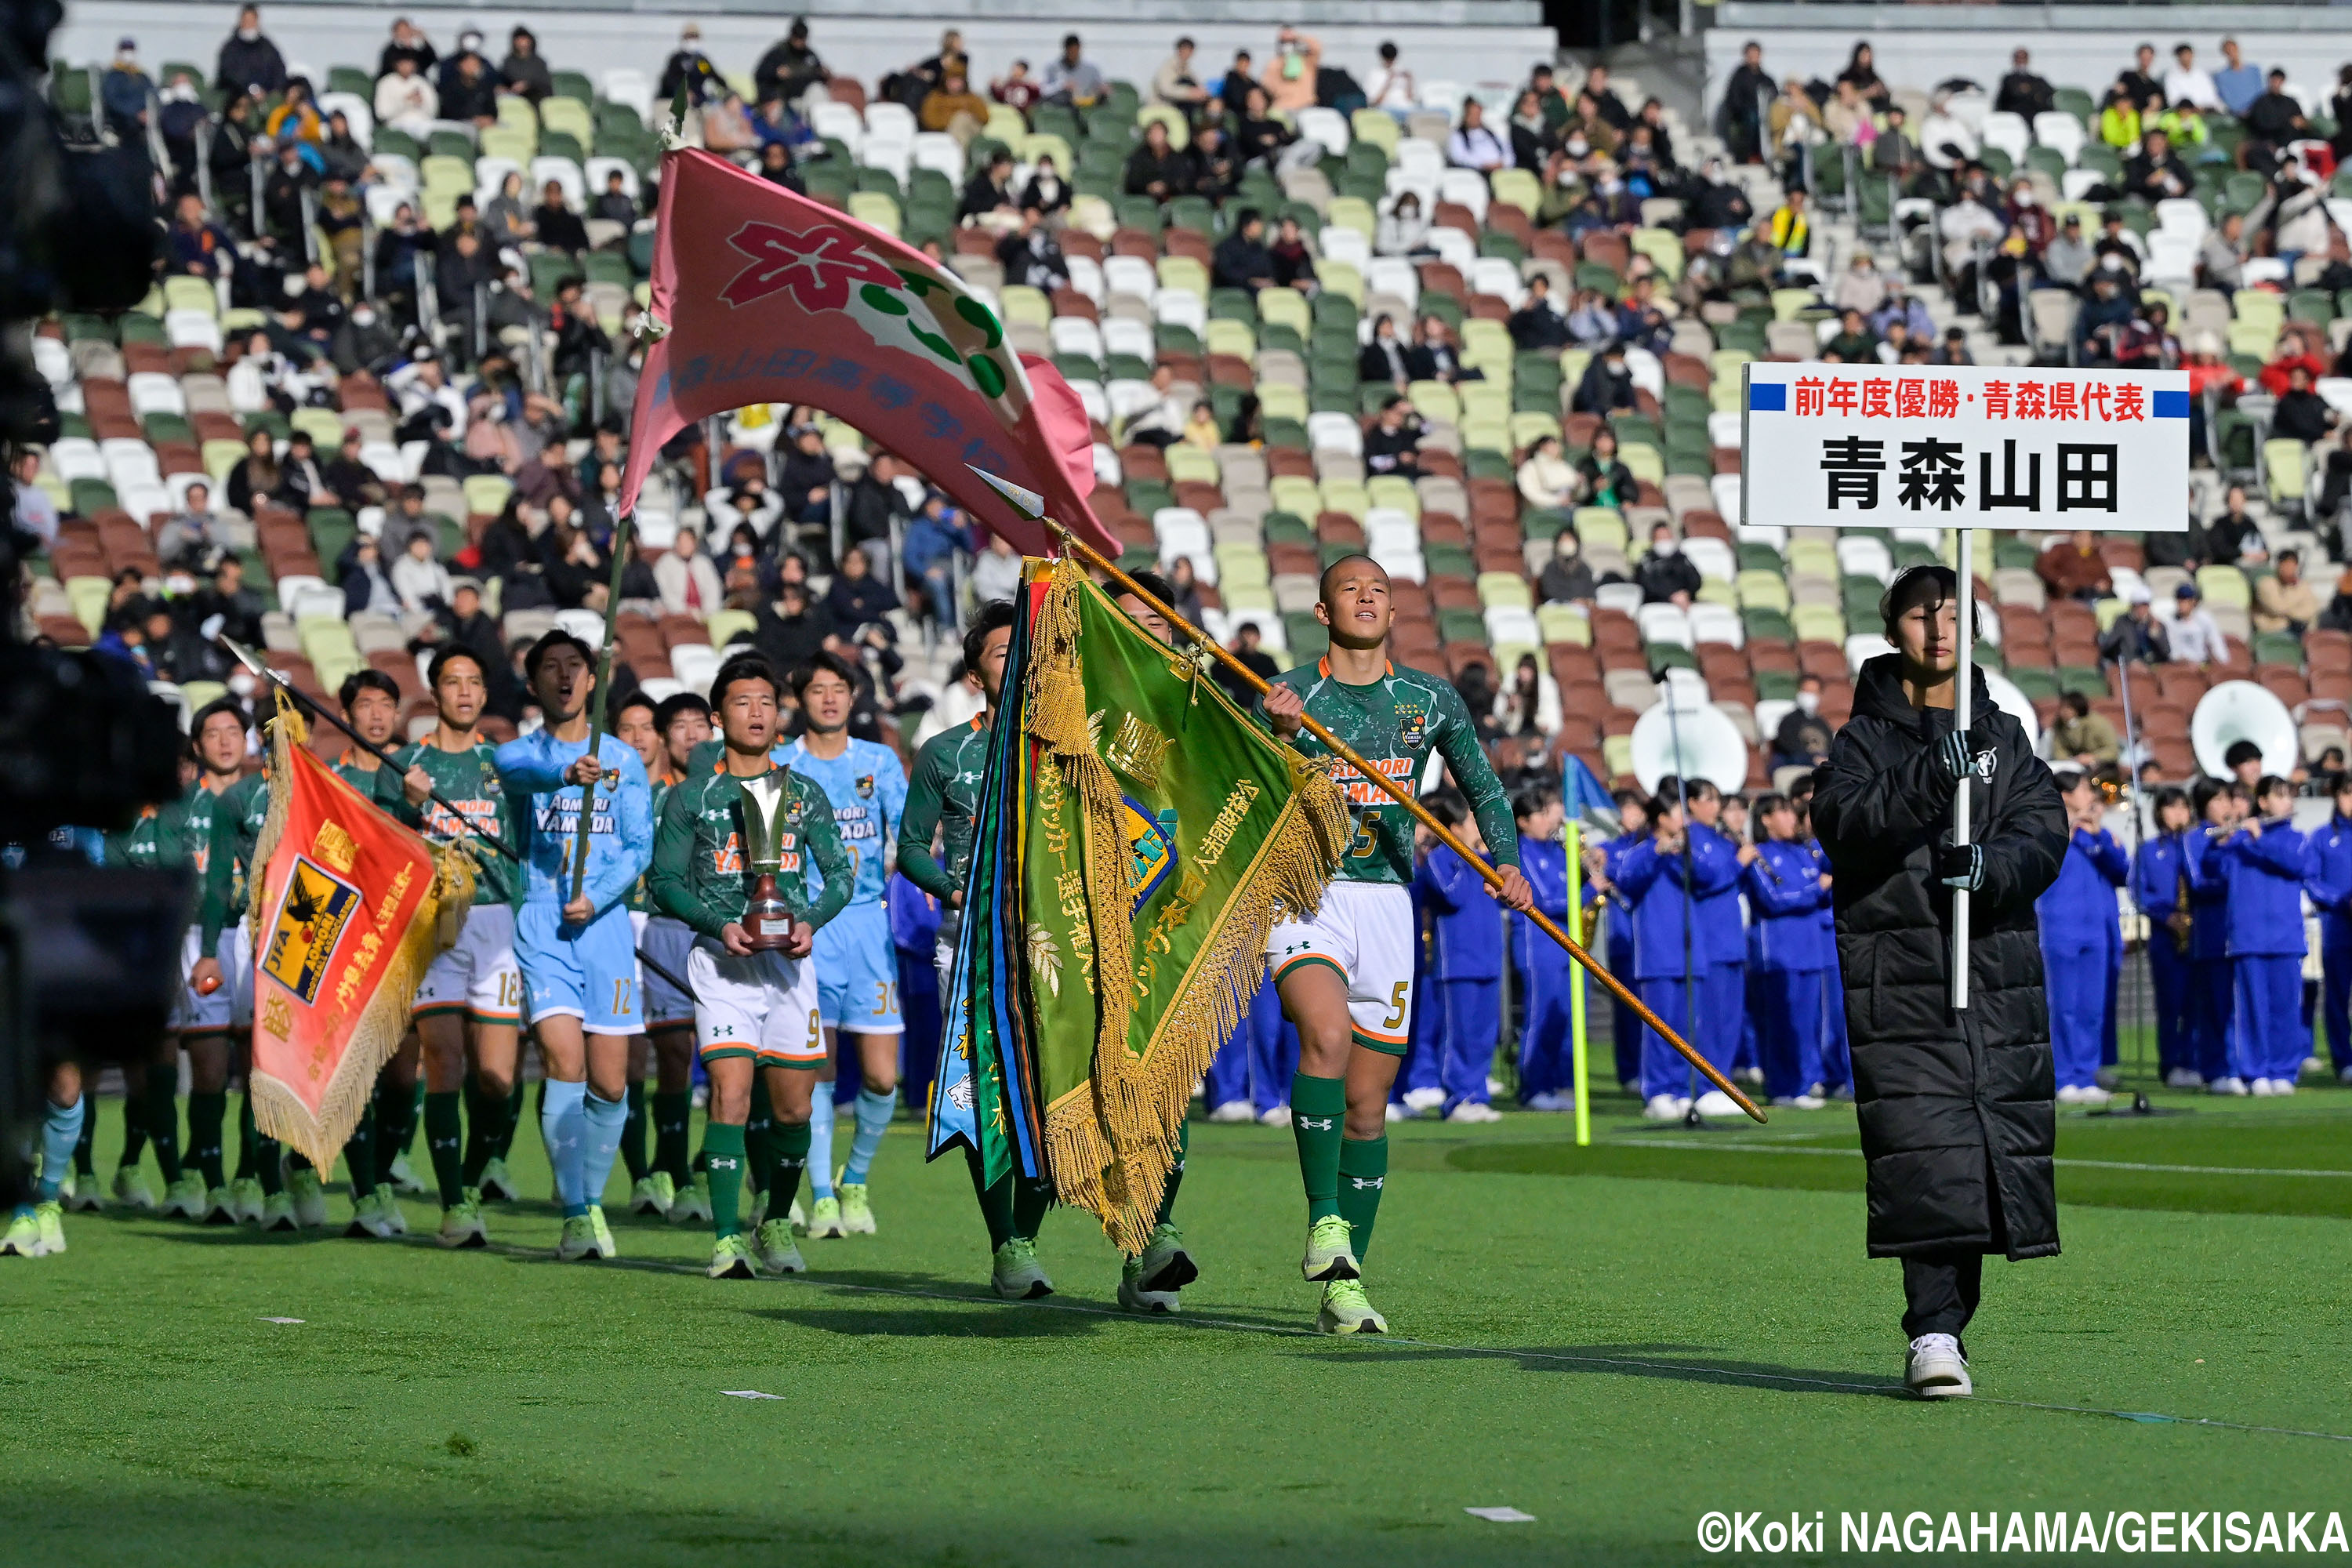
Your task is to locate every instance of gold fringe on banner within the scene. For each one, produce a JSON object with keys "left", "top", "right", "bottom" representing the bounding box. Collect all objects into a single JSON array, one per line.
[{"left": 1028, "top": 559, "right": 1352, "bottom": 1252}]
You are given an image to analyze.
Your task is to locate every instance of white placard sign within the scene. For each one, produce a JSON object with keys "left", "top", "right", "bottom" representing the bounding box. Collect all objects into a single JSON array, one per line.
[{"left": 1738, "top": 362, "right": 2190, "bottom": 534}]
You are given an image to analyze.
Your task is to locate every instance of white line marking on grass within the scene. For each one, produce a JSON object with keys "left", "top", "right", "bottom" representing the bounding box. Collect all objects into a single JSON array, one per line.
[
  {"left": 720, "top": 1390, "right": 785, "bottom": 1399},
  {"left": 1603, "top": 1140, "right": 2352, "bottom": 1179},
  {"left": 1464, "top": 1507, "right": 1536, "bottom": 1523},
  {"left": 256, "top": 1316, "right": 304, "bottom": 1324}
]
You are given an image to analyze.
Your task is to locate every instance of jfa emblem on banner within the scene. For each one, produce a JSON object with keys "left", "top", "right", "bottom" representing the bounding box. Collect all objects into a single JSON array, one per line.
[
  {"left": 260, "top": 855, "right": 362, "bottom": 1004},
  {"left": 1121, "top": 797, "right": 1178, "bottom": 914}
]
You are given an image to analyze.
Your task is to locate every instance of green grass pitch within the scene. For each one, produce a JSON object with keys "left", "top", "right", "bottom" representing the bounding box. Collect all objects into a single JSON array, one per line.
[{"left": 5, "top": 1082, "right": 2351, "bottom": 1565}]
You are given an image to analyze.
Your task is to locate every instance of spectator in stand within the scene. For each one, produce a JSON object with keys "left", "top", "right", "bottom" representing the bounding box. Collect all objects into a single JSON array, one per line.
[
  {"left": 2275, "top": 364, "right": 2339, "bottom": 445},
  {"left": 1824, "top": 308, "right": 1878, "bottom": 365},
  {"left": 753, "top": 19, "right": 826, "bottom": 106},
  {"left": 920, "top": 61, "right": 989, "bottom": 143},
  {"left": 1635, "top": 522, "right": 1699, "bottom": 608},
  {"left": 1871, "top": 276, "right": 1934, "bottom": 343},
  {"left": 2214, "top": 39, "right": 2264, "bottom": 117},
  {"left": 532, "top": 180, "right": 589, "bottom": 255},
  {"left": 1573, "top": 342, "right": 1638, "bottom": 416},
  {"left": 374, "top": 53, "right": 437, "bottom": 136},
  {"left": 2208, "top": 485, "right": 2267, "bottom": 565},
  {"left": 2263, "top": 340, "right": 2332, "bottom": 397},
  {"left": 343, "top": 535, "right": 404, "bottom": 617},
  {"left": 2258, "top": 158, "right": 2332, "bottom": 271},
  {"left": 1366, "top": 42, "right": 1415, "bottom": 118},
  {"left": 2256, "top": 549, "right": 2321, "bottom": 636},
  {"left": 1518, "top": 435, "right": 1577, "bottom": 510},
  {"left": 1362, "top": 397, "right": 1424, "bottom": 480},
  {"left": 1190, "top": 125, "right": 1240, "bottom": 203},
  {"left": 592, "top": 169, "right": 638, "bottom": 228},
  {"left": 1260, "top": 26, "right": 1320, "bottom": 114},
  {"left": 2038, "top": 210, "right": 2092, "bottom": 289},
  {"left": 989, "top": 59, "right": 1039, "bottom": 114},
  {"left": 959, "top": 150, "right": 1018, "bottom": 223},
  {"left": 2122, "top": 128, "right": 2194, "bottom": 203},
  {"left": 1836, "top": 41, "right": 1891, "bottom": 111},
  {"left": 216, "top": 5, "right": 286, "bottom": 100},
  {"left": 390, "top": 530, "right": 452, "bottom": 613},
  {"left": 1124, "top": 119, "right": 1189, "bottom": 201},
  {"left": 2319, "top": 566, "right": 2352, "bottom": 636},
  {"left": 2169, "top": 582, "right": 2229, "bottom": 664},
  {"left": 1831, "top": 250, "right": 1887, "bottom": 317},
  {"left": 1508, "top": 274, "right": 1571, "bottom": 351},
  {"left": 1041, "top": 34, "right": 1103, "bottom": 108},
  {"left": 1766, "top": 187, "right": 1809, "bottom": 265},
  {"left": 2245, "top": 70, "right": 2309, "bottom": 162},
  {"left": 2162, "top": 43, "right": 2222, "bottom": 112},
  {"left": 380, "top": 17, "right": 436, "bottom": 78},
  {"left": 2051, "top": 691, "right": 2121, "bottom": 771},
  {"left": 1152, "top": 38, "right": 1207, "bottom": 110},
  {"left": 2097, "top": 81, "right": 2142, "bottom": 153},
  {"left": 1578, "top": 427, "right": 1637, "bottom": 510},
  {"left": 658, "top": 24, "right": 720, "bottom": 107},
  {"left": 826, "top": 545, "right": 898, "bottom": 630},
  {"left": 1212, "top": 209, "right": 1275, "bottom": 292},
  {"left": 482, "top": 170, "right": 535, "bottom": 248},
  {"left": 1771, "top": 676, "right": 1836, "bottom": 770},
  {"left": 1017, "top": 155, "right": 1068, "bottom": 216},
  {"left": 1269, "top": 216, "right": 1314, "bottom": 290},
  {"left": 699, "top": 91, "right": 756, "bottom": 154},
  {"left": 1355, "top": 312, "right": 1410, "bottom": 389},
  {"left": 9, "top": 452, "right": 58, "bottom": 550},
  {"left": 1537, "top": 532, "right": 1595, "bottom": 605},
  {"left": 440, "top": 48, "right": 499, "bottom": 127},
  {"left": 2074, "top": 268, "right": 2137, "bottom": 365},
  {"left": 2039, "top": 531, "right": 2114, "bottom": 603},
  {"left": 901, "top": 492, "right": 968, "bottom": 628},
  {"left": 502, "top": 27, "right": 552, "bottom": 102},
  {"left": 1214, "top": 622, "right": 1283, "bottom": 705},
  {"left": 1447, "top": 98, "right": 1509, "bottom": 172},
  {"left": 1180, "top": 401, "right": 1222, "bottom": 450},
  {"left": 1996, "top": 49, "right": 2055, "bottom": 119},
  {"left": 1917, "top": 89, "right": 1979, "bottom": 174},
  {"left": 2100, "top": 588, "right": 2170, "bottom": 666},
  {"left": 1722, "top": 39, "right": 1772, "bottom": 164},
  {"left": 168, "top": 192, "right": 237, "bottom": 278},
  {"left": 1374, "top": 190, "right": 1432, "bottom": 258},
  {"left": 1406, "top": 317, "right": 1481, "bottom": 385}
]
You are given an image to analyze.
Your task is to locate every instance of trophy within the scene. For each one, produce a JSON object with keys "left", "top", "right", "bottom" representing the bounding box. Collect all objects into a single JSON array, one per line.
[{"left": 735, "top": 771, "right": 798, "bottom": 952}]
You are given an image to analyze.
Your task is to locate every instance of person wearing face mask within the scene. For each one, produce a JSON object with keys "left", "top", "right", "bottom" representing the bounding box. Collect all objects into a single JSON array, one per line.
[
  {"left": 1537, "top": 529, "right": 1595, "bottom": 605},
  {"left": 1773, "top": 675, "right": 1836, "bottom": 770},
  {"left": 1260, "top": 27, "right": 1320, "bottom": 114},
  {"left": 1635, "top": 523, "right": 1700, "bottom": 608},
  {"left": 216, "top": 5, "right": 286, "bottom": 100},
  {"left": 1578, "top": 427, "right": 1637, "bottom": 508}
]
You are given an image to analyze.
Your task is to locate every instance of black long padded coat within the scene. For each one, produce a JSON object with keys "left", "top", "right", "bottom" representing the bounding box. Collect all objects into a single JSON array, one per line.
[{"left": 1813, "top": 655, "right": 2068, "bottom": 1261}]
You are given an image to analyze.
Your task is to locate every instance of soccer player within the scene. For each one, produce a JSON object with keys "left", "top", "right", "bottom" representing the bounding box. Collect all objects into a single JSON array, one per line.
[
  {"left": 898, "top": 600, "right": 1059, "bottom": 1299},
  {"left": 1259, "top": 555, "right": 1532, "bottom": 1334},
  {"left": 392, "top": 647, "right": 523, "bottom": 1247},
  {"left": 495, "top": 631, "right": 655, "bottom": 1261},
  {"left": 182, "top": 699, "right": 270, "bottom": 1225},
  {"left": 651, "top": 655, "right": 851, "bottom": 1279},
  {"left": 781, "top": 650, "right": 909, "bottom": 1240},
  {"left": 613, "top": 689, "right": 682, "bottom": 1218},
  {"left": 2, "top": 1060, "right": 85, "bottom": 1257},
  {"left": 647, "top": 693, "right": 713, "bottom": 1220}
]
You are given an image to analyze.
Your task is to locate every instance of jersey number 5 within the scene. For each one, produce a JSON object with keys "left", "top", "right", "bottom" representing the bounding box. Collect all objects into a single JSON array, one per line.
[{"left": 1348, "top": 808, "right": 1382, "bottom": 858}]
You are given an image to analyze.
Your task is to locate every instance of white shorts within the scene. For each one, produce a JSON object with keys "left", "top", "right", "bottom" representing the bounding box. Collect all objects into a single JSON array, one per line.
[
  {"left": 688, "top": 939, "right": 822, "bottom": 1067},
  {"left": 639, "top": 914, "right": 698, "bottom": 1029},
  {"left": 413, "top": 902, "right": 521, "bottom": 1023},
  {"left": 1266, "top": 880, "right": 1417, "bottom": 1054},
  {"left": 172, "top": 923, "right": 252, "bottom": 1033}
]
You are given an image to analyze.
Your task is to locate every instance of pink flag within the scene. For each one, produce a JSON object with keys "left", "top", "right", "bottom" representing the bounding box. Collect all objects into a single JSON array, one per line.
[{"left": 617, "top": 147, "right": 1114, "bottom": 559}]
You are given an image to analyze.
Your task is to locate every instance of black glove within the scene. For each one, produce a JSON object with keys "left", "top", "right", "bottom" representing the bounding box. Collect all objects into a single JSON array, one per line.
[
  {"left": 1935, "top": 728, "right": 1974, "bottom": 785},
  {"left": 1934, "top": 842, "right": 1984, "bottom": 892}
]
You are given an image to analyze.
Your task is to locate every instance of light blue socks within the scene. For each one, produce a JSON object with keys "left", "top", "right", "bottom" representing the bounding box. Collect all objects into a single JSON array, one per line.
[
  {"left": 844, "top": 1089, "right": 893, "bottom": 1186},
  {"left": 37, "top": 1095, "right": 86, "bottom": 1201},
  {"left": 579, "top": 1091, "right": 628, "bottom": 1214},
  {"left": 807, "top": 1081, "right": 836, "bottom": 1200},
  {"left": 541, "top": 1079, "right": 588, "bottom": 1215}
]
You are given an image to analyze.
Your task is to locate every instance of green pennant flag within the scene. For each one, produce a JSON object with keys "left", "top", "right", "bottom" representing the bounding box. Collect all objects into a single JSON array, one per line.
[{"left": 1020, "top": 557, "right": 1350, "bottom": 1253}]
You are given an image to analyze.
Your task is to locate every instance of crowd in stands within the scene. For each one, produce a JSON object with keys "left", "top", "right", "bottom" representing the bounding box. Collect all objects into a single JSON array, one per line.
[{"left": 24, "top": 10, "right": 2352, "bottom": 792}]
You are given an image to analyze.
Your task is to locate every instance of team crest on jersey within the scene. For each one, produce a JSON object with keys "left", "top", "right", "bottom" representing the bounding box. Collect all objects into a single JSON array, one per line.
[
  {"left": 1121, "top": 797, "right": 1179, "bottom": 914},
  {"left": 260, "top": 855, "right": 361, "bottom": 1005},
  {"left": 855, "top": 774, "right": 875, "bottom": 799},
  {"left": 1398, "top": 709, "right": 1427, "bottom": 750}
]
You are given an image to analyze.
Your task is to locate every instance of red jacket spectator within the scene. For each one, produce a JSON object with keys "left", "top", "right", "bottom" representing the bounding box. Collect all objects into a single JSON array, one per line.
[{"left": 2259, "top": 348, "right": 2329, "bottom": 396}]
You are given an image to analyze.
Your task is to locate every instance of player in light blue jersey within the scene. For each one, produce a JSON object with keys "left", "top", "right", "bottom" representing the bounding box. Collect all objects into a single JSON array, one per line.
[
  {"left": 779, "top": 650, "right": 909, "bottom": 1238},
  {"left": 495, "top": 631, "right": 655, "bottom": 1261}
]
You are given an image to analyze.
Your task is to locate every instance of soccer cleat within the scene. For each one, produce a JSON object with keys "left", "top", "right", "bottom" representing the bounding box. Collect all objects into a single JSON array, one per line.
[
  {"left": 1301, "top": 1214, "right": 1360, "bottom": 1283},
  {"left": 112, "top": 1167, "right": 158, "bottom": 1211},
  {"left": 2, "top": 1206, "right": 46, "bottom": 1257},
  {"left": 787, "top": 1196, "right": 808, "bottom": 1232},
  {"left": 991, "top": 1237, "right": 1053, "bottom": 1299},
  {"left": 437, "top": 1195, "right": 488, "bottom": 1249},
  {"left": 746, "top": 1190, "right": 768, "bottom": 1230},
  {"left": 1131, "top": 1221, "right": 1196, "bottom": 1300},
  {"left": 1256, "top": 1104, "right": 1290, "bottom": 1127},
  {"left": 388, "top": 1154, "right": 427, "bottom": 1197},
  {"left": 755, "top": 1219, "right": 806, "bottom": 1274},
  {"left": 588, "top": 1206, "right": 615, "bottom": 1259},
  {"left": 260, "top": 1192, "right": 298, "bottom": 1232},
  {"left": 229, "top": 1176, "right": 264, "bottom": 1225},
  {"left": 63, "top": 1174, "right": 104, "bottom": 1213},
  {"left": 287, "top": 1167, "right": 329, "bottom": 1228},
  {"left": 707, "top": 1233, "right": 760, "bottom": 1279},
  {"left": 1905, "top": 1333, "right": 1973, "bottom": 1399},
  {"left": 1642, "top": 1094, "right": 1692, "bottom": 1122},
  {"left": 477, "top": 1156, "right": 519, "bottom": 1203},
  {"left": 1693, "top": 1091, "right": 1742, "bottom": 1119},
  {"left": 1119, "top": 1256, "right": 1181, "bottom": 1312},
  {"left": 556, "top": 1214, "right": 602, "bottom": 1261},
  {"left": 1207, "top": 1099, "right": 1258, "bottom": 1123},
  {"left": 837, "top": 1179, "right": 876, "bottom": 1235},
  {"left": 162, "top": 1173, "right": 209, "bottom": 1220},
  {"left": 1445, "top": 1100, "right": 1503, "bottom": 1123},
  {"left": 346, "top": 1190, "right": 397, "bottom": 1240},
  {"left": 629, "top": 1172, "right": 675, "bottom": 1217},
  {"left": 1400, "top": 1086, "right": 1445, "bottom": 1112},
  {"left": 670, "top": 1171, "right": 711, "bottom": 1224},
  {"left": 202, "top": 1185, "right": 239, "bottom": 1225},
  {"left": 1316, "top": 1278, "right": 1388, "bottom": 1335},
  {"left": 31, "top": 1201, "right": 64, "bottom": 1256},
  {"left": 804, "top": 1196, "right": 846, "bottom": 1239}
]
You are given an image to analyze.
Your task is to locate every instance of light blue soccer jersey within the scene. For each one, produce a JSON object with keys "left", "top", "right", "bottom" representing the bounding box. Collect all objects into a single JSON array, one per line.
[
  {"left": 495, "top": 730, "right": 655, "bottom": 921},
  {"left": 778, "top": 735, "right": 906, "bottom": 907}
]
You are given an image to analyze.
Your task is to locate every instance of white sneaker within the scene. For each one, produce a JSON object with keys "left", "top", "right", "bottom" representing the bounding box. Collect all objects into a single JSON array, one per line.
[
  {"left": 1693, "top": 1090, "right": 1740, "bottom": 1118},
  {"left": 1905, "top": 1333, "right": 1972, "bottom": 1399},
  {"left": 2302, "top": 1057, "right": 2326, "bottom": 1079},
  {"left": 1642, "top": 1094, "right": 1690, "bottom": 1122},
  {"left": 2249, "top": 1078, "right": 2278, "bottom": 1098},
  {"left": 2339, "top": 1066, "right": 2352, "bottom": 1087},
  {"left": 1736, "top": 1066, "right": 1766, "bottom": 1087},
  {"left": 1401, "top": 1087, "right": 1445, "bottom": 1112},
  {"left": 1524, "top": 1091, "right": 1567, "bottom": 1112},
  {"left": 1384, "top": 1102, "right": 1407, "bottom": 1123},
  {"left": 1257, "top": 1104, "right": 1290, "bottom": 1127},
  {"left": 1445, "top": 1101, "right": 1502, "bottom": 1123},
  {"left": 2210, "top": 1076, "right": 2249, "bottom": 1096},
  {"left": 1769, "top": 1094, "right": 1828, "bottom": 1110},
  {"left": 2056, "top": 1085, "right": 2110, "bottom": 1106},
  {"left": 1207, "top": 1100, "right": 1258, "bottom": 1124},
  {"left": 2274, "top": 1079, "right": 2298, "bottom": 1096},
  {"left": 1485, "top": 1075, "right": 1507, "bottom": 1097},
  {"left": 2164, "top": 1068, "right": 2205, "bottom": 1089}
]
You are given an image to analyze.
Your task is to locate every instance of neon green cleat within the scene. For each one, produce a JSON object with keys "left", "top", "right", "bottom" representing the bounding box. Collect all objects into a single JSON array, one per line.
[
  {"left": 991, "top": 1236, "right": 1054, "bottom": 1300},
  {"left": 202, "top": 1185, "right": 239, "bottom": 1225},
  {"left": 1301, "top": 1214, "right": 1360, "bottom": 1283},
  {"left": 1316, "top": 1278, "right": 1388, "bottom": 1335},
  {"left": 2, "top": 1205, "right": 48, "bottom": 1257},
  {"left": 287, "top": 1167, "right": 328, "bottom": 1229},
  {"left": 64, "top": 1174, "right": 105, "bottom": 1214},
  {"left": 387, "top": 1154, "right": 427, "bottom": 1197},
  {"left": 161, "top": 1173, "right": 209, "bottom": 1220},
  {"left": 260, "top": 1192, "right": 298, "bottom": 1232},
  {"left": 111, "top": 1167, "right": 157, "bottom": 1212},
  {"left": 670, "top": 1171, "right": 711, "bottom": 1224},
  {"left": 556, "top": 1214, "right": 603, "bottom": 1261},
  {"left": 755, "top": 1219, "right": 805, "bottom": 1273},
  {"left": 589, "top": 1206, "right": 615, "bottom": 1259},
  {"left": 1118, "top": 1221, "right": 1198, "bottom": 1314},
  {"left": 437, "top": 1194, "right": 488, "bottom": 1249},
  {"left": 228, "top": 1176, "right": 264, "bottom": 1225},
  {"left": 32, "top": 1200, "right": 64, "bottom": 1256},
  {"left": 804, "top": 1196, "right": 846, "bottom": 1239},
  {"left": 708, "top": 1233, "right": 760, "bottom": 1279},
  {"left": 836, "top": 1178, "right": 875, "bottom": 1235},
  {"left": 629, "top": 1172, "right": 675, "bottom": 1216},
  {"left": 745, "top": 1189, "right": 768, "bottom": 1231},
  {"left": 477, "top": 1156, "right": 518, "bottom": 1203},
  {"left": 346, "top": 1189, "right": 397, "bottom": 1240}
]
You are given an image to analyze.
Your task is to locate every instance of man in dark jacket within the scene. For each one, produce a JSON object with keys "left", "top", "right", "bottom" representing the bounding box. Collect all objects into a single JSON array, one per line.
[
  {"left": 216, "top": 5, "right": 286, "bottom": 100},
  {"left": 1994, "top": 49, "right": 2055, "bottom": 119},
  {"left": 1813, "top": 566, "right": 2066, "bottom": 1401}
]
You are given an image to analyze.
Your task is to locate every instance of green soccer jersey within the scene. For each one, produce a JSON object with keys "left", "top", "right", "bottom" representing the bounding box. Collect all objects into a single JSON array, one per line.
[
  {"left": 391, "top": 738, "right": 521, "bottom": 908},
  {"left": 331, "top": 751, "right": 411, "bottom": 815},
  {"left": 1263, "top": 656, "right": 1519, "bottom": 884},
  {"left": 625, "top": 775, "right": 676, "bottom": 913},
  {"left": 198, "top": 771, "right": 272, "bottom": 953},
  {"left": 650, "top": 760, "right": 852, "bottom": 942},
  {"left": 119, "top": 782, "right": 216, "bottom": 875},
  {"left": 896, "top": 713, "right": 992, "bottom": 900}
]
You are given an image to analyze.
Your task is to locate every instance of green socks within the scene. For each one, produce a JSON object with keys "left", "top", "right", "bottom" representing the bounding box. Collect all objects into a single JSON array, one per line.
[
  {"left": 142, "top": 1064, "right": 183, "bottom": 1182},
  {"left": 744, "top": 1076, "right": 775, "bottom": 1198},
  {"left": 1153, "top": 1119, "right": 1189, "bottom": 1228},
  {"left": 967, "top": 1147, "right": 1014, "bottom": 1250},
  {"left": 461, "top": 1076, "right": 509, "bottom": 1185},
  {"left": 652, "top": 1089, "right": 693, "bottom": 1183},
  {"left": 424, "top": 1091, "right": 464, "bottom": 1208},
  {"left": 187, "top": 1089, "right": 228, "bottom": 1189},
  {"left": 372, "top": 1080, "right": 417, "bottom": 1185},
  {"left": 1012, "top": 1174, "right": 1053, "bottom": 1241},
  {"left": 703, "top": 1121, "right": 746, "bottom": 1238},
  {"left": 767, "top": 1120, "right": 813, "bottom": 1218},
  {"left": 1337, "top": 1135, "right": 1389, "bottom": 1263},
  {"left": 1290, "top": 1073, "right": 1345, "bottom": 1223},
  {"left": 620, "top": 1079, "right": 648, "bottom": 1182},
  {"left": 345, "top": 1105, "right": 377, "bottom": 1198},
  {"left": 74, "top": 1095, "right": 96, "bottom": 1176},
  {"left": 494, "top": 1080, "right": 525, "bottom": 1161}
]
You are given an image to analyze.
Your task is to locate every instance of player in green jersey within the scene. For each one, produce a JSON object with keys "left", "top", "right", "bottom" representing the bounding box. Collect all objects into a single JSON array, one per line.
[
  {"left": 1259, "top": 555, "right": 1532, "bottom": 1334},
  {"left": 646, "top": 693, "right": 714, "bottom": 1222},
  {"left": 180, "top": 699, "right": 267, "bottom": 1225},
  {"left": 108, "top": 746, "right": 209, "bottom": 1214},
  {"left": 390, "top": 648, "right": 524, "bottom": 1247},
  {"left": 897, "top": 601, "right": 1060, "bottom": 1299},
  {"left": 648, "top": 655, "right": 852, "bottom": 1279}
]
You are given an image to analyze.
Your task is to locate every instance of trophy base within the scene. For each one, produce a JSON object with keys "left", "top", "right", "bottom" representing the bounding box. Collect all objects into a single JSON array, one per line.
[{"left": 743, "top": 913, "right": 797, "bottom": 953}]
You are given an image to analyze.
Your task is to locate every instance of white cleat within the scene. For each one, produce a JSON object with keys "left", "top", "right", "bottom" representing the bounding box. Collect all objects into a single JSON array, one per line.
[
  {"left": 1206, "top": 1100, "right": 1258, "bottom": 1123},
  {"left": 1444, "top": 1101, "right": 1503, "bottom": 1123},
  {"left": 1256, "top": 1104, "right": 1290, "bottom": 1127},
  {"left": 1693, "top": 1091, "right": 1742, "bottom": 1119},
  {"left": 1642, "top": 1094, "right": 1691, "bottom": 1122},
  {"left": 1400, "top": 1087, "right": 1445, "bottom": 1113},
  {"left": 1906, "top": 1332, "right": 1972, "bottom": 1399}
]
